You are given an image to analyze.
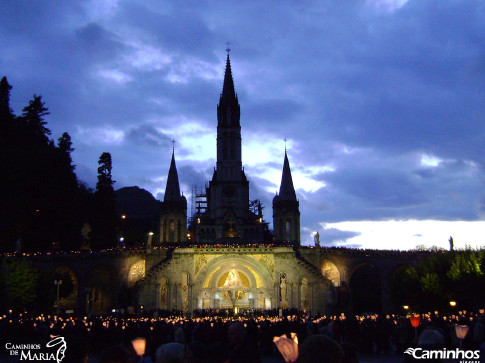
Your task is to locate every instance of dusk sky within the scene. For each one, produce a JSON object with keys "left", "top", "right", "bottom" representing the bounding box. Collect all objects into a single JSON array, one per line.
[{"left": 1, "top": 0, "right": 484, "bottom": 249}]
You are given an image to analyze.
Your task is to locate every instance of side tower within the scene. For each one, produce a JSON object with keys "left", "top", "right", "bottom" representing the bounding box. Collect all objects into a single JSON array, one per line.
[
  {"left": 273, "top": 150, "right": 300, "bottom": 244},
  {"left": 159, "top": 149, "right": 187, "bottom": 243}
]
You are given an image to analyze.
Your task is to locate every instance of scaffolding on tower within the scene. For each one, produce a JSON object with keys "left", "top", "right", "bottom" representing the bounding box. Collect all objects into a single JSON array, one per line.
[{"left": 190, "top": 184, "right": 207, "bottom": 218}]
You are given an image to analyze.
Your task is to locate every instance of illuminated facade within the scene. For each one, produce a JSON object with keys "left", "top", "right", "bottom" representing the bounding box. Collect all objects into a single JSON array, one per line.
[
  {"left": 143, "top": 53, "right": 327, "bottom": 312},
  {"left": 137, "top": 246, "right": 331, "bottom": 312}
]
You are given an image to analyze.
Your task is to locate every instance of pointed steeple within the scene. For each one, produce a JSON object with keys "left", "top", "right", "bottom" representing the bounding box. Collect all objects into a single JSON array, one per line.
[
  {"left": 217, "top": 52, "right": 240, "bottom": 127},
  {"left": 278, "top": 151, "right": 297, "bottom": 201},
  {"left": 164, "top": 150, "right": 182, "bottom": 202},
  {"left": 222, "top": 54, "right": 236, "bottom": 101}
]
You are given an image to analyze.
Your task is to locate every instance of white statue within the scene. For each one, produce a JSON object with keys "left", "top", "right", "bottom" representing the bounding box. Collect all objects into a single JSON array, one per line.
[
  {"left": 314, "top": 231, "right": 320, "bottom": 246},
  {"left": 280, "top": 275, "right": 288, "bottom": 301},
  {"left": 223, "top": 269, "right": 243, "bottom": 288}
]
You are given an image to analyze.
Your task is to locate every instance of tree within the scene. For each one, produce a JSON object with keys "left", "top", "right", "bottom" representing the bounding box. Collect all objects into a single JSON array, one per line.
[
  {"left": 0, "top": 258, "right": 38, "bottom": 312},
  {"left": 0, "top": 76, "right": 13, "bottom": 122},
  {"left": 389, "top": 249, "right": 485, "bottom": 312},
  {"left": 21, "top": 95, "right": 51, "bottom": 142},
  {"left": 92, "top": 152, "right": 117, "bottom": 249},
  {"left": 58, "top": 132, "right": 74, "bottom": 156},
  {"left": 0, "top": 77, "right": 17, "bottom": 249},
  {"left": 0, "top": 79, "right": 93, "bottom": 252},
  {"left": 97, "top": 152, "right": 114, "bottom": 190},
  {"left": 446, "top": 250, "right": 485, "bottom": 309}
]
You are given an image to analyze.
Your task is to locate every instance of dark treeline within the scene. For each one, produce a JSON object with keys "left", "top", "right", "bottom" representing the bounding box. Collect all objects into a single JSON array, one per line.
[{"left": 0, "top": 76, "right": 117, "bottom": 252}]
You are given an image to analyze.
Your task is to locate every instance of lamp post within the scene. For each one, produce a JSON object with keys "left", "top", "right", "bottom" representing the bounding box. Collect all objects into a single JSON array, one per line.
[
  {"left": 119, "top": 215, "right": 126, "bottom": 247},
  {"left": 147, "top": 232, "right": 154, "bottom": 248},
  {"left": 455, "top": 325, "right": 469, "bottom": 348},
  {"left": 54, "top": 279, "right": 63, "bottom": 316}
]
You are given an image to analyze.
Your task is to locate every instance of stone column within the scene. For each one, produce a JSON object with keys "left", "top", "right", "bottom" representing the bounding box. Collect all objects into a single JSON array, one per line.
[
  {"left": 188, "top": 283, "right": 193, "bottom": 312},
  {"left": 176, "top": 283, "right": 182, "bottom": 310},
  {"left": 169, "top": 282, "right": 176, "bottom": 310},
  {"left": 288, "top": 282, "right": 294, "bottom": 308},
  {"left": 154, "top": 282, "right": 161, "bottom": 310},
  {"left": 295, "top": 280, "right": 302, "bottom": 309},
  {"left": 309, "top": 282, "right": 314, "bottom": 315}
]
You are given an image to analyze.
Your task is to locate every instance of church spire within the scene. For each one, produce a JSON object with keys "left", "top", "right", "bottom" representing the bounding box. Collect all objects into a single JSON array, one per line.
[
  {"left": 217, "top": 51, "right": 240, "bottom": 127},
  {"left": 221, "top": 53, "right": 236, "bottom": 101},
  {"left": 164, "top": 149, "right": 182, "bottom": 202},
  {"left": 278, "top": 150, "right": 297, "bottom": 201}
]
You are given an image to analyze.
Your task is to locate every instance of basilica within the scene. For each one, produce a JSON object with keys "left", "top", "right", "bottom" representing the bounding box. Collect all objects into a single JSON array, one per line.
[
  {"left": 158, "top": 52, "right": 299, "bottom": 246},
  {"left": 136, "top": 53, "right": 331, "bottom": 313},
  {"left": 13, "top": 53, "right": 419, "bottom": 316}
]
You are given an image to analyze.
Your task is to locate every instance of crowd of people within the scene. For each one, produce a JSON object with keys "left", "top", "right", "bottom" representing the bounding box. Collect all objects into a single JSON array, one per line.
[{"left": 0, "top": 309, "right": 484, "bottom": 362}]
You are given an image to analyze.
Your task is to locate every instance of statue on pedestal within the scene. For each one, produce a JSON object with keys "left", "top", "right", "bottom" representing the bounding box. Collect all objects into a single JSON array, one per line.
[{"left": 314, "top": 231, "right": 320, "bottom": 247}]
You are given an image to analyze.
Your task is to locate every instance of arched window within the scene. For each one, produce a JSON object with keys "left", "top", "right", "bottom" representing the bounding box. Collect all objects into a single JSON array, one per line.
[
  {"left": 285, "top": 220, "right": 291, "bottom": 240},
  {"left": 169, "top": 220, "right": 175, "bottom": 242}
]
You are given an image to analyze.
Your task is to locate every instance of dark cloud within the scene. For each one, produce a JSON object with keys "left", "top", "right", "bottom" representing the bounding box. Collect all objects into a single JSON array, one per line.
[
  {"left": 1, "top": 0, "right": 484, "bottom": 247},
  {"left": 75, "top": 23, "right": 125, "bottom": 61},
  {"left": 117, "top": 2, "right": 218, "bottom": 58},
  {"left": 126, "top": 124, "right": 172, "bottom": 148}
]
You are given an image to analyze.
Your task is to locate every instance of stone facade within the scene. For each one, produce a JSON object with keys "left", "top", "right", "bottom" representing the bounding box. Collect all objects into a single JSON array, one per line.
[
  {"left": 27, "top": 247, "right": 427, "bottom": 315},
  {"left": 138, "top": 246, "right": 330, "bottom": 313}
]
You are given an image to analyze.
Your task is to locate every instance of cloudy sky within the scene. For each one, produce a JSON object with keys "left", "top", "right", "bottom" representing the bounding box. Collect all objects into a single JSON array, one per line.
[{"left": 1, "top": 0, "right": 485, "bottom": 249}]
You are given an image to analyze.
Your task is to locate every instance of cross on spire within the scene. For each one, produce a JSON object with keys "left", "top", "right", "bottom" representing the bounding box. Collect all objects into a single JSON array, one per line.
[
  {"left": 226, "top": 41, "right": 231, "bottom": 54},
  {"left": 172, "top": 139, "right": 176, "bottom": 152},
  {"left": 284, "top": 137, "right": 287, "bottom": 152}
]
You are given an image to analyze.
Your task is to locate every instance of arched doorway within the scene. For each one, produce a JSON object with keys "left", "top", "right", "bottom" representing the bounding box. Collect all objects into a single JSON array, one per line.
[
  {"left": 88, "top": 265, "right": 115, "bottom": 315},
  {"left": 349, "top": 264, "right": 382, "bottom": 314},
  {"left": 54, "top": 266, "right": 78, "bottom": 312},
  {"left": 321, "top": 260, "right": 341, "bottom": 286},
  {"left": 128, "top": 260, "right": 146, "bottom": 287},
  {"left": 193, "top": 255, "right": 274, "bottom": 311}
]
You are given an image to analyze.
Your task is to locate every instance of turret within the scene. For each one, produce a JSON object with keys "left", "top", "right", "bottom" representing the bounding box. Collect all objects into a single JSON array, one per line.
[
  {"left": 273, "top": 150, "right": 300, "bottom": 244},
  {"left": 159, "top": 149, "right": 187, "bottom": 243}
]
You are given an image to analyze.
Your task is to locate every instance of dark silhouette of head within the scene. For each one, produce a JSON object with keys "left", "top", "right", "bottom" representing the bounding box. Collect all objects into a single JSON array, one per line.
[
  {"left": 297, "top": 335, "right": 343, "bottom": 363},
  {"left": 228, "top": 322, "right": 246, "bottom": 348}
]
